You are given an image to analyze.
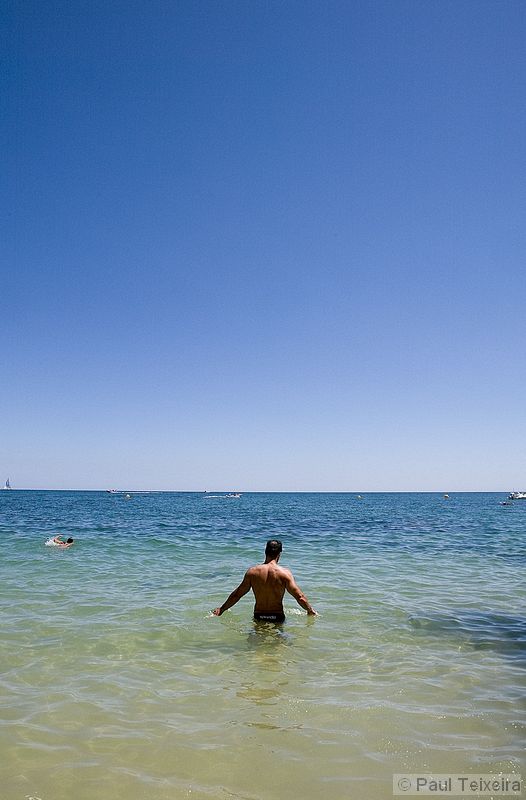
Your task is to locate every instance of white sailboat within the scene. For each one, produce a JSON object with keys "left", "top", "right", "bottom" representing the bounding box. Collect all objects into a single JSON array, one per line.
[{"left": 3, "top": 478, "right": 12, "bottom": 490}]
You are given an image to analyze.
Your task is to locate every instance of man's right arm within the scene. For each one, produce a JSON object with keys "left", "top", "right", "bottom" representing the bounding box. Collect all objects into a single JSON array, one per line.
[{"left": 284, "top": 572, "right": 317, "bottom": 615}]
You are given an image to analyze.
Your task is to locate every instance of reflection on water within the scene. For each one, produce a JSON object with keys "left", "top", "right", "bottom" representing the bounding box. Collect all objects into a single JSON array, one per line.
[{"left": 247, "top": 622, "right": 289, "bottom": 645}]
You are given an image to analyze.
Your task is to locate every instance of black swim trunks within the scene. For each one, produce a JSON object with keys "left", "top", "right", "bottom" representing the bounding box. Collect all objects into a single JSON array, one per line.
[{"left": 254, "top": 611, "right": 285, "bottom": 624}]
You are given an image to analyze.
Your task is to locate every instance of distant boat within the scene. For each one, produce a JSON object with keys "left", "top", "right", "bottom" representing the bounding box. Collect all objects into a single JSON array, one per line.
[
  {"left": 204, "top": 492, "right": 242, "bottom": 499},
  {"left": 3, "top": 478, "right": 11, "bottom": 490},
  {"left": 106, "top": 489, "right": 119, "bottom": 494},
  {"left": 443, "top": 494, "right": 450, "bottom": 499},
  {"left": 508, "top": 491, "right": 526, "bottom": 500}
]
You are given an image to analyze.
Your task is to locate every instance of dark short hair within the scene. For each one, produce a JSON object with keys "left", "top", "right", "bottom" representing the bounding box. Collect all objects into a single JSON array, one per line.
[
  {"left": 66, "top": 538, "right": 74, "bottom": 544},
  {"left": 265, "top": 539, "right": 282, "bottom": 557}
]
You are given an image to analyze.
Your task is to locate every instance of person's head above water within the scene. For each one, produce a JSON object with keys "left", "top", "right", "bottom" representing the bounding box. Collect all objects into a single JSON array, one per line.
[
  {"left": 66, "top": 538, "right": 74, "bottom": 544},
  {"left": 265, "top": 539, "right": 282, "bottom": 561}
]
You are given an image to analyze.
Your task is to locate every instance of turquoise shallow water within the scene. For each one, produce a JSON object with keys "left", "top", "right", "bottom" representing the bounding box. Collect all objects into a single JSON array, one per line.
[{"left": 1, "top": 491, "right": 525, "bottom": 800}]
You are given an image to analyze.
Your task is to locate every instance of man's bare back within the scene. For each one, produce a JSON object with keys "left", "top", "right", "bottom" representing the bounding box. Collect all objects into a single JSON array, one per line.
[{"left": 213, "top": 539, "right": 316, "bottom": 620}]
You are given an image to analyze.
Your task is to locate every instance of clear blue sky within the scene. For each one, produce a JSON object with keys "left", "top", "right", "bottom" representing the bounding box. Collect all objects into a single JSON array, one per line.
[{"left": 3, "top": 0, "right": 525, "bottom": 490}]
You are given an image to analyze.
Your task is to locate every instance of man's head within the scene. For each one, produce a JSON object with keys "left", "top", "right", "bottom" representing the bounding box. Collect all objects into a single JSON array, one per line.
[
  {"left": 66, "top": 538, "right": 74, "bottom": 544},
  {"left": 265, "top": 539, "right": 282, "bottom": 561}
]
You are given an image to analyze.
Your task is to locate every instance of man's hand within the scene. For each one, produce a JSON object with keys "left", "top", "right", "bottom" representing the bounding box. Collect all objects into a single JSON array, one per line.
[{"left": 212, "top": 607, "right": 222, "bottom": 616}]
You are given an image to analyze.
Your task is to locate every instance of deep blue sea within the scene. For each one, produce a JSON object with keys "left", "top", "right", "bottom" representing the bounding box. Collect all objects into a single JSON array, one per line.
[{"left": 1, "top": 491, "right": 525, "bottom": 800}]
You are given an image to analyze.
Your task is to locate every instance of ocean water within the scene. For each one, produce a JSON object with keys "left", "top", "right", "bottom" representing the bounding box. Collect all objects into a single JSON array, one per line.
[{"left": 1, "top": 491, "right": 524, "bottom": 800}]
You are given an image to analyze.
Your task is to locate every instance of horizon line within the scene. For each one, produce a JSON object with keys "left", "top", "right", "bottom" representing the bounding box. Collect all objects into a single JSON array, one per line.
[{"left": 1, "top": 488, "right": 515, "bottom": 494}]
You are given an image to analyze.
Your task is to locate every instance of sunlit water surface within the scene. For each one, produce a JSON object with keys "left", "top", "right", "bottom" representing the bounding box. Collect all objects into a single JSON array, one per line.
[{"left": 1, "top": 491, "right": 525, "bottom": 800}]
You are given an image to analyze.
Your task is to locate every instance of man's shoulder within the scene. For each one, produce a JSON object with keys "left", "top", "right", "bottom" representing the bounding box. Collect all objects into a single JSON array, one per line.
[
  {"left": 247, "top": 563, "right": 291, "bottom": 574},
  {"left": 271, "top": 564, "right": 293, "bottom": 581},
  {"left": 278, "top": 565, "right": 293, "bottom": 580}
]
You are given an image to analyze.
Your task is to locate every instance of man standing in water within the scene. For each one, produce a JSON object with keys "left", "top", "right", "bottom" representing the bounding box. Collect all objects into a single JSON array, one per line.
[{"left": 213, "top": 539, "right": 317, "bottom": 622}]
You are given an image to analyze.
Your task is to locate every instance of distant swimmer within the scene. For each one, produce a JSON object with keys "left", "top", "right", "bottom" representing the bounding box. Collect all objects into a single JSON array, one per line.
[
  {"left": 45, "top": 536, "right": 74, "bottom": 548},
  {"left": 213, "top": 539, "right": 317, "bottom": 623}
]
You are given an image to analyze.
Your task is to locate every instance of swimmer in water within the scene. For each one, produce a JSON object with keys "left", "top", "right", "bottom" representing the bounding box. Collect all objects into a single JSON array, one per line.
[
  {"left": 213, "top": 539, "right": 317, "bottom": 623},
  {"left": 46, "top": 536, "right": 74, "bottom": 548}
]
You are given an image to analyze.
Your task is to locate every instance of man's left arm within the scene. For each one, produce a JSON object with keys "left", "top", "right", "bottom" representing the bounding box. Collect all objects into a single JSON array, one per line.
[{"left": 213, "top": 571, "right": 252, "bottom": 616}]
